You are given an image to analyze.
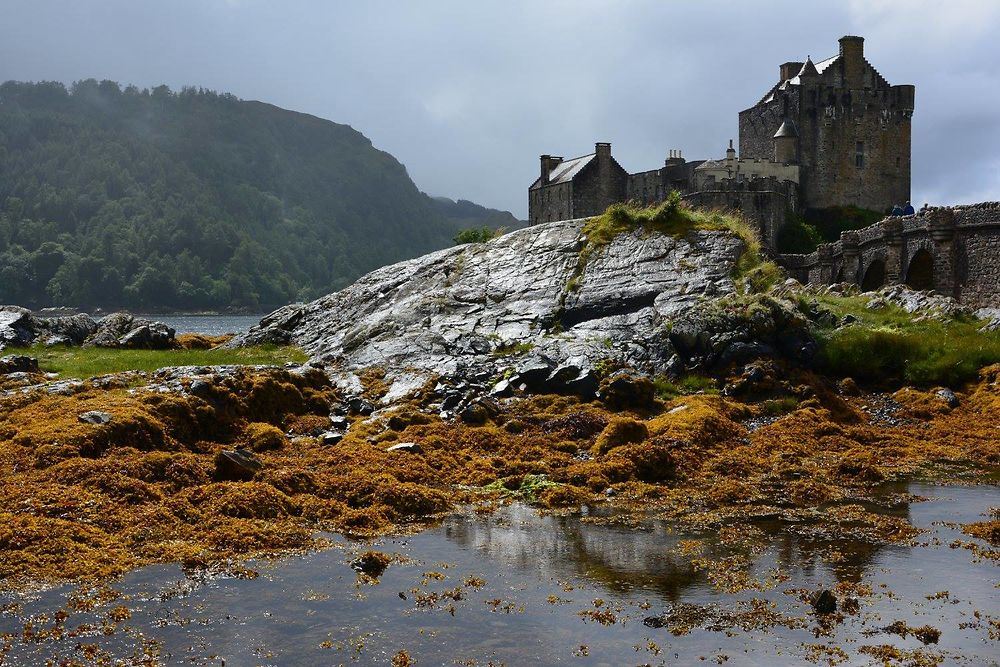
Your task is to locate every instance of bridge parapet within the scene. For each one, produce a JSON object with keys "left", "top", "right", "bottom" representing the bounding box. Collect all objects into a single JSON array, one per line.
[{"left": 776, "top": 202, "right": 1000, "bottom": 306}]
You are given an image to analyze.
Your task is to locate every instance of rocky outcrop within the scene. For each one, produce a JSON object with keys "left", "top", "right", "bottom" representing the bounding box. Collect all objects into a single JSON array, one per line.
[
  {"left": 0, "top": 307, "right": 175, "bottom": 351},
  {"left": 85, "top": 313, "right": 175, "bottom": 349},
  {"left": 233, "top": 219, "right": 778, "bottom": 398}
]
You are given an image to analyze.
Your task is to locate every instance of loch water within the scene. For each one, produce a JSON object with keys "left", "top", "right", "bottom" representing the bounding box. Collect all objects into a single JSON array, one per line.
[{"left": 1, "top": 481, "right": 997, "bottom": 665}]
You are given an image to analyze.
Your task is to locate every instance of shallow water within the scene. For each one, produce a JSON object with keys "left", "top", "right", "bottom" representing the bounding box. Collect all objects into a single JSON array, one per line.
[
  {"left": 1, "top": 481, "right": 997, "bottom": 666},
  {"left": 141, "top": 314, "right": 263, "bottom": 336}
]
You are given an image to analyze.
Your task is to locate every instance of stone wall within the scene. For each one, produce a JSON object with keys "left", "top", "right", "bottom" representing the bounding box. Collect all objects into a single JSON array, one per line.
[
  {"left": 572, "top": 153, "right": 628, "bottom": 219},
  {"left": 683, "top": 177, "right": 797, "bottom": 250},
  {"left": 778, "top": 202, "right": 1000, "bottom": 308},
  {"left": 529, "top": 181, "right": 573, "bottom": 225}
]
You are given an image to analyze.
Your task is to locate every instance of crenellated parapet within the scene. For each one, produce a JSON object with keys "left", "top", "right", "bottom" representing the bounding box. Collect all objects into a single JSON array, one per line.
[{"left": 777, "top": 202, "right": 1000, "bottom": 306}]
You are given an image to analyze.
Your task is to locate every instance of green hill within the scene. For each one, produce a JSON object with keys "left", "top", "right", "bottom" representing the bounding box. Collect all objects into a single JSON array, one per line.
[{"left": 0, "top": 79, "right": 518, "bottom": 311}]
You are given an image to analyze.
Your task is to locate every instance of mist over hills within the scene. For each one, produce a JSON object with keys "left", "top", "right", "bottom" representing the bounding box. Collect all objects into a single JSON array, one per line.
[{"left": 0, "top": 79, "right": 518, "bottom": 311}]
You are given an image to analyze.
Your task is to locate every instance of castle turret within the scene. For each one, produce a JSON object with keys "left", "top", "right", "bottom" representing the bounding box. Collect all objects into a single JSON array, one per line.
[{"left": 773, "top": 120, "right": 798, "bottom": 164}]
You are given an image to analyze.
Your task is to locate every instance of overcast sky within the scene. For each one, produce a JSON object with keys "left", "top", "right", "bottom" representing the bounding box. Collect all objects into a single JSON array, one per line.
[{"left": 0, "top": 0, "right": 997, "bottom": 218}]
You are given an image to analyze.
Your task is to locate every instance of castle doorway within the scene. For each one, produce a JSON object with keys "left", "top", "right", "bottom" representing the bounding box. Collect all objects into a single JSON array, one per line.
[
  {"left": 861, "top": 259, "right": 886, "bottom": 291},
  {"left": 905, "top": 249, "right": 934, "bottom": 291}
]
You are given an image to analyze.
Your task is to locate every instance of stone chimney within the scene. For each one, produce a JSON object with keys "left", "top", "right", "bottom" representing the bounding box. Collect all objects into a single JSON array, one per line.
[
  {"left": 780, "top": 61, "right": 804, "bottom": 82},
  {"left": 595, "top": 142, "right": 612, "bottom": 161},
  {"left": 726, "top": 139, "right": 736, "bottom": 161},
  {"left": 540, "top": 155, "right": 562, "bottom": 185},
  {"left": 839, "top": 36, "right": 865, "bottom": 88}
]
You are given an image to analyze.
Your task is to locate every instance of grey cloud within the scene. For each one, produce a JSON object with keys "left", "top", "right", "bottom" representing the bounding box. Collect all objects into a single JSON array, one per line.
[{"left": 0, "top": 0, "right": 996, "bottom": 217}]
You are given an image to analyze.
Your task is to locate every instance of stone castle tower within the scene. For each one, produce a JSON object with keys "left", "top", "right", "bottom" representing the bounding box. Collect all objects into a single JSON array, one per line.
[{"left": 738, "top": 36, "right": 915, "bottom": 211}]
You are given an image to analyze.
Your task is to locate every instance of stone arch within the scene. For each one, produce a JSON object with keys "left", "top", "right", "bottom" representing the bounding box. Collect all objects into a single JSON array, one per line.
[
  {"left": 905, "top": 248, "right": 934, "bottom": 291},
  {"left": 861, "top": 259, "right": 886, "bottom": 291}
]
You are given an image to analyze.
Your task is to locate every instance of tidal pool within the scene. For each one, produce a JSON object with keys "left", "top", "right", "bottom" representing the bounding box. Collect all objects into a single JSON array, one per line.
[{"left": 1, "top": 481, "right": 997, "bottom": 666}]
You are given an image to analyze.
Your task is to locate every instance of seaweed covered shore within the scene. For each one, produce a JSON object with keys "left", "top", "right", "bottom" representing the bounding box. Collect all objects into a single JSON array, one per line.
[{"left": 0, "top": 351, "right": 996, "bottom": 589}]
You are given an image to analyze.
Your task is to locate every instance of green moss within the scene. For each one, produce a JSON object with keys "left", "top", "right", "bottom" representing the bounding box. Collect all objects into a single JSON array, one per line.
[
  {"left": 4, "top": 344, "right": 307, "bottom": 379},
  {"left": 483, "top": 474, "right": 562, "bottom": 503}
]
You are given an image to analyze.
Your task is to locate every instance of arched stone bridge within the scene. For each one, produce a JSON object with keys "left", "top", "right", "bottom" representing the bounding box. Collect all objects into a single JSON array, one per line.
[{"left": 777, "top": 202, "right": 1000, "bottom": 308}]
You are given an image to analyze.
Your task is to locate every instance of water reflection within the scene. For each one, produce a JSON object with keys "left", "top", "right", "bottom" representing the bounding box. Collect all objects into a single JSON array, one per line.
[{"left": 0, "top": 482, "right": 997, "bottom": 666}]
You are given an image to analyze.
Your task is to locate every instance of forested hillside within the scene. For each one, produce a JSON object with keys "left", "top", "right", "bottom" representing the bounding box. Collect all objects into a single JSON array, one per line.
[{"left": 0, "top": 80, "right": 518, "bottom": 310}]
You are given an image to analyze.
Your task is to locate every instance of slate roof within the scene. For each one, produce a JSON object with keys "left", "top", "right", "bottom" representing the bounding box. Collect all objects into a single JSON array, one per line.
[
  {"left": 773, "top": 119, "right": 799, "bottom": 138},
  {"left": 546, "top": 153, "right": 594, "bottom": 184},
  {"left": 530, "top": 153, "right": 596, "bottom": 189}
]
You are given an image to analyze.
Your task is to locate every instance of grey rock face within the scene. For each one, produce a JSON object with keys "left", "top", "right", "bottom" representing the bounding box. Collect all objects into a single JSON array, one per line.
[{"left": 232, "top": 220, "right": 746, "bottom": 396}]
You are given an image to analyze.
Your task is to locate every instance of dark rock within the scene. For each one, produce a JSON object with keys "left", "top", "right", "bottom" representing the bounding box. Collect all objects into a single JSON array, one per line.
[
  {"left": 386, "top": 442, "right": 423, "bottom": 454},
  {"left": 214, "top": 448, "right": 263, "bottom": 481},
  {"left": 809, "top": 589, "right": 837, "bottom": 614},
  {"left": 189, "top": 379, "right": 213, "bottom": 397},
  {"left": 319, "top": 431, "right": 344, "bottom": 446},
  {"left": 459, "top": 403, "right": 490, "bottom": 425},
  {"left": 510, "top": 357, "right": 556, "bottom": 391},
  {"left": 441, "top": 392, "right": 465, "bottom": 411},
  {"left": 600, "top": 373, "right": 657, "bottom": 411},
  {"left": 935, "top": 388, "right": 959, "bottom": 408},
  {"left": 642, "top": 616, "right": 667, "bottom": 629},
  {"left": 489, "top": 378, "right": 514, "bottom": 397},
  {"left": 78, "top": 410, "right": 113, "bottom": 425},
  {"left": 347, "top": 397, "right": 375, "bottom": 416},
  {"left": 0, "top": 355, "right": 39, "bottom": 375},
  {"left": 563, "top": 369, "right": 600, "bottom": 398},
  {"left": 329, "top": 415, "right": 350, "bottom": 431}
]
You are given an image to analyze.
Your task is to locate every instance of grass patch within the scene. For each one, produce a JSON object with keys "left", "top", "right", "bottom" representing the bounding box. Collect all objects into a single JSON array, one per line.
[
  {"left": 579, "top": 195, "right": 781, "bottom": 293},
  {"left": 653, "top": 374, "right": 719, "bottom": 400},
  {"left": 492, "top": 341, "right": 535, "bottom": 357},
  {"left": 806, "top": 294, "right": 1000, "bottom": 386},
  {"left": 4, "top": 344, "right": 307, "bottom": 379}
]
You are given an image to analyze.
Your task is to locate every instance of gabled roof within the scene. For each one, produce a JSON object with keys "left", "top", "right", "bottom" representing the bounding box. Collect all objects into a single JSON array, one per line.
[{"left": 530, "top": 153, "right": 597, "bottom": 189}]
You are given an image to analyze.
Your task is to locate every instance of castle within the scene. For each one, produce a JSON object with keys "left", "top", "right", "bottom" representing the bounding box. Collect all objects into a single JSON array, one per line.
[{"left": 528, "top": 36, "right": 916, "bottom": 249}]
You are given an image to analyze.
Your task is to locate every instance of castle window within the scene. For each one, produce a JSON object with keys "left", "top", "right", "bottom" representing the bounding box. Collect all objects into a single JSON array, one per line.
[{"left": 855, "top": 141, "right": 864, "bottom": 168}]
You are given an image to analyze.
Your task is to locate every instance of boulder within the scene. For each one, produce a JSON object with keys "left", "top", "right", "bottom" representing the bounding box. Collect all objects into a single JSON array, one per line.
[
  {"left": 809, "top": 589, "right": 837, "bottom": 614},
  {"left": 0, "top": 307, "right": 38, "bottom": 348},
  {"left": 214, "top": 449, "right": 263, "bottom": 481},
  {"left": 78, "top": 410, "right": 113, "bottom": 425},
  {"left": 87, "top": 313, "right": 176, "bottom": 349},
  {"left": 0, "top": 355, "right": 39, "bottom": 375}
]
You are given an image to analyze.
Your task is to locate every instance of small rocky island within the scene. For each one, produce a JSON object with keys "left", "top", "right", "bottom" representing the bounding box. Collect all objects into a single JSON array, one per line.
[{"left": 0, "top": 199, "right": 997, "bottom": 663}]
